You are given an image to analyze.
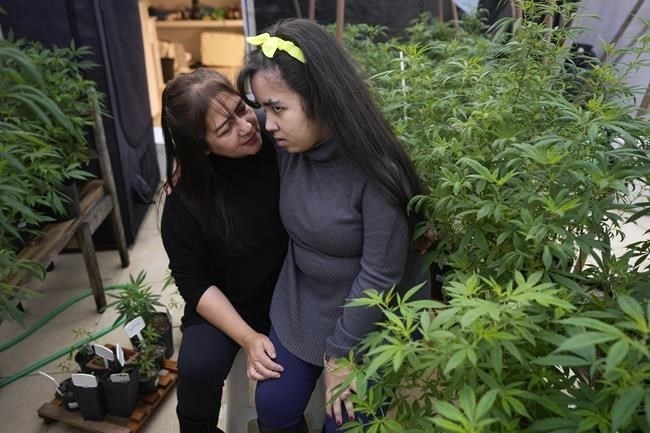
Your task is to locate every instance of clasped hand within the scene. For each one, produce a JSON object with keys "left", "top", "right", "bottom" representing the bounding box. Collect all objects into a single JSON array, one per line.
[{"left": 242, "top": 331, "right": 283, "bottom": 381}]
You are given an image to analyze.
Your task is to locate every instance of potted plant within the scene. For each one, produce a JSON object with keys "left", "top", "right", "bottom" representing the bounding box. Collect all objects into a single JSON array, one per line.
[
  {"left": 129, "top": 326, "right": 165, "bottom": 395},
  {"left": 134, "top": 349, "right": 160, "bottom": 395},
  {"left": 68, "top": 343, "right": 140, "bottom": 418},
  {"left": 37, "top": 371, "right": 79, "bottom": 412},
  {"left": 341, "top": 2, "right": 649, "bottom": 432},
  {"left": 57, "top": 377, "right": 79, "bottom": 411},
  {"left": 108, "top": 270, "right": 174, "bottom": 358}
]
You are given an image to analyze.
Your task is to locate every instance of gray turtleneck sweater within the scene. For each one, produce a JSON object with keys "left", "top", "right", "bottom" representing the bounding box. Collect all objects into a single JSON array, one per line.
[{"left": 270, "top": 138, "right": 431, "bottom": 366}]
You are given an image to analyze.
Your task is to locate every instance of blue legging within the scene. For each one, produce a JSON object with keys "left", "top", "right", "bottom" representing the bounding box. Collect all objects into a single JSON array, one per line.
[
  {"left": 176, "top": 323, "right": 240, "bottom": 423},
  {"left": 256, "top": 327, "right": 356, "bottom": 433}
]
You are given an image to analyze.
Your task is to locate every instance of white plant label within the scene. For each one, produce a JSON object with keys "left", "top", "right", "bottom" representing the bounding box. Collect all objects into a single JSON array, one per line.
[
  {"left": 38, "top": 371, "right": 62, "bottom": 395},
  {"left": 93, "top": 344, "right": 114, "bottom": 368},
  {"left": 71, "top": 373, "right": 98, "bottom": 388},
  {"left": 124, "top": 316, "right": 146, "bottom": 340},
  {"left": 116, "top": 343, "right": 126, "bottom": 366},
  {"left": 110, "top": 373, "right": 130, "bottom": 383}
]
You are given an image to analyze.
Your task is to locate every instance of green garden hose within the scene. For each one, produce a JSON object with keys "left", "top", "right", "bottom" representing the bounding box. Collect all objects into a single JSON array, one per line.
[
  {"left": 0, "top": 284, "right": 126, "bottom": 352},
  {"left": 0, "top": 285, "right": 129, "bottom": 389},
  {"left": 0, "top": 316, "right": 126, "bottom": 389}
]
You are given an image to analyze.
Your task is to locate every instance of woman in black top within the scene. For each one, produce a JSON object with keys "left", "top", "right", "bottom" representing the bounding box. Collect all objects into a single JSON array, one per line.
[{"left": 160, "top": 68, "right": 287, "bottom": 433}]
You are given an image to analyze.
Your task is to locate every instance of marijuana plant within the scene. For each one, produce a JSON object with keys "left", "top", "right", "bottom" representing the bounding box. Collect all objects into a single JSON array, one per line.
[{"left": 343, "top": 1, "right": 649, "bottom": 432}]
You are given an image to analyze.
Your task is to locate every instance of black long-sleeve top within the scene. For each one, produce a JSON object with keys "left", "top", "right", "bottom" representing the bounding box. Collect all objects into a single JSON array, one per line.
[{"left": 160, "top": 134, "right": 288, "bottom": 332}]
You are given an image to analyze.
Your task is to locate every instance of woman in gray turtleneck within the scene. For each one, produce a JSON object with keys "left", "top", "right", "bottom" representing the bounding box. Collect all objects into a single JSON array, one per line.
[{"left": 238, "top": 19, "right": 432, "bottom": 433}]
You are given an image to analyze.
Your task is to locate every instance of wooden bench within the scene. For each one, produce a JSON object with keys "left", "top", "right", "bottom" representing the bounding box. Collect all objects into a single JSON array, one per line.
[{"left": 9, "top": 94, "right": 130, "bottom": 312}]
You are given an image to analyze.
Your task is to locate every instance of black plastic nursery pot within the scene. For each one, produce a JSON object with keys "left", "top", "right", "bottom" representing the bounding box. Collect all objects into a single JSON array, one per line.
[
  {"left": 74, "top": 344, "right": 95, "bottom": 371},
  {"left": 102, "top": 365, "right": 140, "bottom": 417},
  {"left": 58, "top": 378, "right": 79, "bottom": 412},
  {"left": 138, "top": 372, "right": 159, "bottom": 395},
  {"left": 72, "top": 375, "right": 107, "bottom": 421},
  {"left": 153, "top": 312, "right": 174, "bottom": 359}
]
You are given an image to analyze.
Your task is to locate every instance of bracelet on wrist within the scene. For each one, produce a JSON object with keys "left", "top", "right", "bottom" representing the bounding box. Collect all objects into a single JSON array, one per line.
[{"left": 323, "top": 354, "right": 347, "bottom": 377}]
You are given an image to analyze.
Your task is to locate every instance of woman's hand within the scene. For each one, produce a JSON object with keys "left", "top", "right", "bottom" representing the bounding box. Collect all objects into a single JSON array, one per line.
[
  {"left": 324, "top": 358, "right": 356, "bottom": 426},
  {"left": 412, "top": 224, "right": 438, "bottom": 255},
  {"left": 242, "top": 331, "right": 283, "bottom": 381}
]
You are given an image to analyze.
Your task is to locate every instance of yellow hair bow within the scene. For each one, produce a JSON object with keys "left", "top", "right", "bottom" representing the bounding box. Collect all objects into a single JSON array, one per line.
[{"left": 246, "top": 33, "right": 306, "bottom": 63}]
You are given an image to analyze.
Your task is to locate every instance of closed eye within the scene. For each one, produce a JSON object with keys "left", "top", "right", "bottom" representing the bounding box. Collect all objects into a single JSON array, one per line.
[
  {"left": 217, "top": 124, "right": 232, "bottom": 136},
  {"left": 235, "top": 101, "right": 248, "bottom": 115}
]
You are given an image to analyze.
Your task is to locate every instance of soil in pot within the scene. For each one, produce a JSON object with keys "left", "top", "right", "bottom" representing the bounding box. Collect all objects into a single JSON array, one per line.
[{"left": 84, "top": 346, "right": 138, "bottom": 376}]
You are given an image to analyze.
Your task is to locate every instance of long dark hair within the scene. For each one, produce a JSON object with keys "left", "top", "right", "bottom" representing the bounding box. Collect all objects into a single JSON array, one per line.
[
  {"left": 162, "top": 68, "right": 244, "bottom": 251},
  {"left": 237, "top": 19, "right": 423, "bottom": 227}
]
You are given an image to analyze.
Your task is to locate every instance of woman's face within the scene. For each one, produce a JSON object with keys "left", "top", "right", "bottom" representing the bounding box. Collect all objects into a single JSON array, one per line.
[
  {"left": 204, "top": 93, "right": 262, "bottom": 158},
  {"left": 250, "top": 69, "right": 330, "bottom": 153}
]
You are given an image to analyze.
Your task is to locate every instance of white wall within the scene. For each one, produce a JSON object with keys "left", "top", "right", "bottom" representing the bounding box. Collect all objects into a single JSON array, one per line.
[{"left": 572, "top": 0, "right": 650, "bottom": 114}]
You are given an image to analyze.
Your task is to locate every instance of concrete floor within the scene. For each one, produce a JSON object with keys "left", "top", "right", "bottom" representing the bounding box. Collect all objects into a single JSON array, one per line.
[{"left": 0, "top": 201, "right": 194, "bottom": 433}]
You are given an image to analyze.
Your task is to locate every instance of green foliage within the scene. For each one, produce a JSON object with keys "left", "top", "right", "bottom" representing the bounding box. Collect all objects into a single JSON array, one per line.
[
  {"left": 0, "top": 36, "right": 98, "bottom": 324},
  {"left": 133, "top": 323, "right": 164, "bottom": 379},
  {"left": 108, "top": 271, "right": 165, "bottom": 324},
  {"left": 16, "top": 39, "right": 97, "bottom": 167},
  {"left": 343, "top": 1, "right": 650, "bottom": 432},
  {"left": 0, "top": 248, "right": 42, "bottom": 324},
  {"left": 346, "top": 279, "right": 649, "bottom": 432}
]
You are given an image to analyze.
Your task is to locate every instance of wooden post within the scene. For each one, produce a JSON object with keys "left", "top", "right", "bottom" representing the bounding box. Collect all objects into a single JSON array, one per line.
[
  {"left": 510, "top": 0, "right": 522, "bottom": 34},
  {"left": 601, "top": 0, "right": 645, "bottom": 62},
  {"left": 437, "top": 0, "right": 444, "bottom": 21},
  {"left": 544, "top": 0, "right": 557, "bottom": 54},
  {"left": 76, "top": 222, "right": 106, "bottom": 312},
  {"left": 450, "top": 0, "right": 459, "bottom": 29},
  {"left": 292, "top": 0, "right": 303, "bottom": 18},
  {"left": 545, "top": 0, "right": 556, "bottom": 31},
  {"left": 610, "top": 21, "right": 649, "bottom": 65},
  {"left": 638, "top": 80, "right": 650, "bottom": 118},
  {"left": 91, "top": 90, "right": 130, "bottom": 268},
  {"left": 336, "top": 0, "right": 345, "bottom": 43},
  {"left": 309, "top": 0, "right": 316, "bottom": 20}
]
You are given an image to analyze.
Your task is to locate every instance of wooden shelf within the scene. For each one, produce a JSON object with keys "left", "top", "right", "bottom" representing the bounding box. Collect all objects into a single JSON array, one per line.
[
  {"left": 7, "top": 94, "right": 129, "bottom": 313},
  {"left": 155, "top": 19, "right": 243, "bottom": 29},
  {"left": 14, "top": 180, "right": 108, "bottom": 271}
]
